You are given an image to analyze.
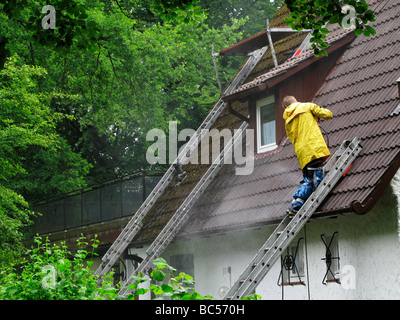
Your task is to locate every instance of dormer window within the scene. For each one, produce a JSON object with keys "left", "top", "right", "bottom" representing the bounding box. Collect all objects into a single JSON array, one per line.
[{"left": 256, "top": 96, "right": 277, "bottom": 153}]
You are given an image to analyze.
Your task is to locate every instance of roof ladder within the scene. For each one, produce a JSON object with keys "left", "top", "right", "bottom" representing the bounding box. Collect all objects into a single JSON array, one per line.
[
  {"left": 94, "top": 46, "right": 268, "bottom": 281},
  {"left": 223, "top": 137, "right": 363, "bottom": 300},
  {"left": 118, "top": 122, "right": 250, "bottom": 297},
  {"left": 266, "top": 19, "right": 278, "bottom": 68},
  {"left": 211, "top": 44, "right": 223, "bottom": 95}
]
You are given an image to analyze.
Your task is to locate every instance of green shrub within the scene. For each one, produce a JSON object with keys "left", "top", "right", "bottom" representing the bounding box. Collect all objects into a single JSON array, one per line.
[
  {"left": 0, "top": 234, "right": 118, "bottom": 300},
  {"left": 125, "top": 257, "right": 213, "bottom": 300},
  {"left": 0, "top": 235, "right": 260, "bottom": 300}
]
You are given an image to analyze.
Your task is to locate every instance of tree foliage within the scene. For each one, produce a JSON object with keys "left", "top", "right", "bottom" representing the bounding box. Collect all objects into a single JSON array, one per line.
[
  {"left": 152, "top": 0, "right": 207, "bottom": 23},
  {"left": 0, "top": 56, "right": 91, "bottom": 263},
  {"left": 0, "top": 236, "right": 260, "bottom": 300},
  {"left": 284, "top": 0, "right": 376, "bottom": 56},
  {"left": 0, "top": 0, "right": 281, "bottom": 259},
  {"left": 0, "top": 235, "right": 118, "bottom": 299},
  {"left": 0, "top": 236, "right": 216, "bottom": 300},
  {"left": 1, "top": 0, "right": 100, "bottom": 52},
  {"left": 0, "top": 0, "right": 281, "bottom": 185}
]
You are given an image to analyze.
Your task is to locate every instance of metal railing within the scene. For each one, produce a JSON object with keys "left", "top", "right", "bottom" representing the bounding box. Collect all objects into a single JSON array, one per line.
[{"left": 32, "top": 171, "right": 165, "bottom": 235}]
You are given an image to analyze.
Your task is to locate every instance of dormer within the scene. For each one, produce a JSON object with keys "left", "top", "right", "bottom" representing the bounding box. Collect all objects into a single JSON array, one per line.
[{"left": 222, "top": 27, "right": 356, "bottom": 156}]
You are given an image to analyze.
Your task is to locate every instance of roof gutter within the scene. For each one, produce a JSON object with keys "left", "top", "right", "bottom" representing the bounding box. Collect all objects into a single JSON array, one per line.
[{"left": 226, "top": 100, "right": 250, "bottom": 123}]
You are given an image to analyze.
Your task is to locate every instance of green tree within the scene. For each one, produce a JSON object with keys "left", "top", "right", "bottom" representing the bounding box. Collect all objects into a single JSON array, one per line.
[
  {"left": 1, "top": 2, "right": 251, "bottom": 183},
  {"left": 0, "top": 1, "right": 281, "bottom": 185},
  {"left": 0, "top": 0, "right": 100, "bottom": 54},
  {"left": 203, "top": 0, "right": 283, "bottom": 39},
  {"left": 0, "top": 56, "right": 91, "bottom": 266}
]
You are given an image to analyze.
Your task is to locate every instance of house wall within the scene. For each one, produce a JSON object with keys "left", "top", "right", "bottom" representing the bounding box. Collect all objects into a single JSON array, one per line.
[{"left": 128, "top": 171, "right": 400, "bottom": 300}]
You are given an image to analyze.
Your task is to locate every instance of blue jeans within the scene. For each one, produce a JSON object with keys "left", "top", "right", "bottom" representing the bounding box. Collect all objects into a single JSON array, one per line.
[{"left": 289, "top": 159, "right": 324, "bottom": 212}]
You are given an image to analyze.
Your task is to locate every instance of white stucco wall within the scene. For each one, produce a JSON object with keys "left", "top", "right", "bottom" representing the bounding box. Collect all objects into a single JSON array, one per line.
[
  {"left": 129, "top": 171, "right": 400, "bottom": 300},
  {"left": 391, "top": 169, "right": 400, "bottom": 242}
]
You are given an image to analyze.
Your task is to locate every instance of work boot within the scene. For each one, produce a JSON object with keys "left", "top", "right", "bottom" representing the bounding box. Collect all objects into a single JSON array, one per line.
[{"left": 286, "top": 199, "right": 303, "bottom": 216}]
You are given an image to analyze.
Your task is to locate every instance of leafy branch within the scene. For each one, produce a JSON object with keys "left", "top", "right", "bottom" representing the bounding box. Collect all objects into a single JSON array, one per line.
[
  {"left": 152, "top": 0, "right": 207, "bottom": 23},
  {"left": 284, "top": 0, "right": 376, "bottom": 56}
]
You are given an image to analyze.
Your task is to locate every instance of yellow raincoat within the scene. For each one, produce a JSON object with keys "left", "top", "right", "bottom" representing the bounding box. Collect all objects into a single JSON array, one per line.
[{"left": 283, "top": 102, "right": 333, "bottom": 169}]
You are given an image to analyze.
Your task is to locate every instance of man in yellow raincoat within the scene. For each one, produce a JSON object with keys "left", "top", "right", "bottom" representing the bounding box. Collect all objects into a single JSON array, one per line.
[{"left": 282, "top": 96, "right": 333, "bottom": 215}]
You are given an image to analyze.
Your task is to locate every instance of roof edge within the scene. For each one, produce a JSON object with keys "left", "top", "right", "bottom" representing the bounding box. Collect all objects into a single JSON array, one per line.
[{"left": 351, "top": 151, "right": 400, "bottom": 215}]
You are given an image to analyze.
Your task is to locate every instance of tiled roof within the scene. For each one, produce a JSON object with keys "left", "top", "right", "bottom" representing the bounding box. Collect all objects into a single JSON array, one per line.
[{"left": 132, "top": 0, "right": 400, "bottom": 244}]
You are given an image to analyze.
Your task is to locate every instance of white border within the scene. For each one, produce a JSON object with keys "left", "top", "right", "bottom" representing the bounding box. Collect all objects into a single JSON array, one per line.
[{"left": 256, "top": 96, "right": 277, "bottom": 154}]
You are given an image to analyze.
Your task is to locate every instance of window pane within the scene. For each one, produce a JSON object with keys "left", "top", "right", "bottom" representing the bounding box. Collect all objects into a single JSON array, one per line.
[
  {"left": 325, "top": 234, "right": 340, "bottom": 280},
  {"left": 260, "top": 103, "right": 276, "bottom": 146}
]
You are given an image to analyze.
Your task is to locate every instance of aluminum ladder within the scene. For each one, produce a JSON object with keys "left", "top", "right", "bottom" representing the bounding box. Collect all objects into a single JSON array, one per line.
[
  {"left": 94, "top": 46, "right": 268, "bottom": 280},
  {"left": 223, "top": 137, "right": 363, "bottom": 300},
  {"left": 118, "top": 122, "right": 250, "bottom": 296}
]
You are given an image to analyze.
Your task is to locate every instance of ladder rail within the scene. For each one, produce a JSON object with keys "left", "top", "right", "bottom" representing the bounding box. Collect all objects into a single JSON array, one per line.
[
  {"left": 224, "top": 138, "right": 362, "bottom": 300},
  {"left": 118, "top": 122, "right": 250, "bottom": 296},
  {"left": 94, "top": 46, "right": 268, "bottom": 279}
]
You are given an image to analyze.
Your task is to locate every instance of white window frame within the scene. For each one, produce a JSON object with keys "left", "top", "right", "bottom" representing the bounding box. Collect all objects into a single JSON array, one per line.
[{"left": 256, "top": 96, "right": 277, "bottom": 153}]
